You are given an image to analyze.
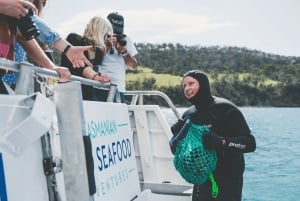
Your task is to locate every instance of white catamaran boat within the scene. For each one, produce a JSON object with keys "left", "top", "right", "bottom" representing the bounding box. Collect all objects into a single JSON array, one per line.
[{"left": 0, "top": 58, "right": 192, "bottom": 201}]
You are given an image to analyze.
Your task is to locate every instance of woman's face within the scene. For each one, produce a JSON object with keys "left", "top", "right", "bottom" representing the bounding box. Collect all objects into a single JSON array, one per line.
[{"left": 183, "top": 76, "right": 200, "bottom": 99}]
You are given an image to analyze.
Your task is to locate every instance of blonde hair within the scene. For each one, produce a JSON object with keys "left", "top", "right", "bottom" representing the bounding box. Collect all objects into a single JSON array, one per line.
[{"left": 83, "top": 16, "right": 113, "bottom": 48}]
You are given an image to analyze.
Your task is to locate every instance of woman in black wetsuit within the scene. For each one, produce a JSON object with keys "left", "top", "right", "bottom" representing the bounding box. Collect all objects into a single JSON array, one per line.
[{"left": 171, "top": 70, "right": 256, "bottom": 201}]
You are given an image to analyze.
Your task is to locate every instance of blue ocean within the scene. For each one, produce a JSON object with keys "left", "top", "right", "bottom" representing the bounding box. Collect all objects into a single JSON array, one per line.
[{"left": 163, "top": 107, "right": 300, "bottom": 201}]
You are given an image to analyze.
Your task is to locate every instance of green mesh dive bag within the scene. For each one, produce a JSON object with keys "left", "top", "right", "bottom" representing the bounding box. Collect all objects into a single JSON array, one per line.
[{"left": 173, "top": 121, "right": 219, "bottom": 197}]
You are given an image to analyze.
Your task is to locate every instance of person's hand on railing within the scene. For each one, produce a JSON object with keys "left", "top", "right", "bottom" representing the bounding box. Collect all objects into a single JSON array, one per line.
[
  {"left": 51, "top": 66, "right": 71, "bottom": 82},
  {"left": 92, "top": 73, "right": 111, "bottom": 83}
]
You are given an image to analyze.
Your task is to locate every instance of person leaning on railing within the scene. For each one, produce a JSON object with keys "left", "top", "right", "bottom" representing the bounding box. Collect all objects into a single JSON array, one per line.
[
  {"left": 61, "top": 16, "right": 112, "bottom": 101},
  {"left": 0, "top": 0, "right": 71, "bottom": 94},
  {"left": 2, "top": 0, "right": 95, "bottom": 88}
]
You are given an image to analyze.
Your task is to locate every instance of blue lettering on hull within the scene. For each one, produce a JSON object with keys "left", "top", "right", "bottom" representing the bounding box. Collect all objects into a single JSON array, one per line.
[
  {"left": 87, "top": 120, "right": 118, "bottom": 138},
  {"left": 96, "top": 138, "right": 132, "bottom": 171}
]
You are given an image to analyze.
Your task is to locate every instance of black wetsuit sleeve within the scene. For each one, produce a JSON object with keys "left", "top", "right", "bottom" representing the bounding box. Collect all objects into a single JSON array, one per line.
[{"left": 222, "top": 108, "right": 256, "bottom": 153}]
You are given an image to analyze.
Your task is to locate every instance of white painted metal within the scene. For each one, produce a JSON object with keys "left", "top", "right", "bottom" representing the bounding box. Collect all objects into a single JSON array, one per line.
[
  {"left": 128, "top": 105, "right": 192, "bottom": 194},
  {"left": 0, "top": 93, "right": 55, "bottom": 156},
  {"left": 0, "top": 95, "right": 49, "bottom": 201},
  {"left": 0, "top": 58, "right": 193, "bottom": 201},
  {"left": 54, "top": 82, "right": 90, "bottom": 201}
]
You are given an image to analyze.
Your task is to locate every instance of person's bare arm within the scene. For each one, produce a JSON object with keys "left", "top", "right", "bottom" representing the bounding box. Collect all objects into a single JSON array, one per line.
[
  {"left": 0, "top": 0, "right": 36, "bottom": 19},
  {"left": 124, "top": 54, "right": 137, "bottom": 69},
  {"left": 82, "top": 67, "right": 111, "bottom": 83},
  {"left": 52, "top": 39, "right": 93, "bottom": 68},
  {"left": 115, "top": 42, "right": 137, "bottom": 69},
  {"left": 17, "top": 33, "right": 70, "bottom": 82}
]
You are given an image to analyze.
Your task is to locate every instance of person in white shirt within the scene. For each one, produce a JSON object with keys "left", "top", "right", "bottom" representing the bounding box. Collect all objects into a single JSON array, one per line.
[{"left": 97, "top": 12, "right": 138, "bottom": 102}]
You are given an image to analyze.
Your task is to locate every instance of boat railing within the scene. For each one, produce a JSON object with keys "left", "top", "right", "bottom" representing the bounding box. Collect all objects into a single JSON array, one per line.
[
  {"left": 124, "top": 90, "right": 181, "bottom": 119},
  {"left": 0, "top": 58, "right": 120, "bottom": 101},
  {"left": 1, "top": 58, "right": 180, "bottom": 120},
  {"left": 1, "top": 58, "right": 100, "bottom": 201},
  {"left": 0, "top": 58, "right": 188, "bottom": 200}
]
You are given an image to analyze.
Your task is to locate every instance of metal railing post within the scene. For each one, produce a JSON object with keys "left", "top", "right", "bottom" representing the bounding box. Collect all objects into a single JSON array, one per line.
[
  {"left": 53, "top": 81, "right": 90, "bottom": 201},
  {"left": 106, "top": 83, "right": 121, "bottom": 103},
  {"left": 15, "top": 62, "right": 35, "bottom": 95}
]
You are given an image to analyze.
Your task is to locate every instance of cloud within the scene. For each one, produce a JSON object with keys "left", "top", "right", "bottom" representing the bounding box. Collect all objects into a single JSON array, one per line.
[
  {"left": 121, "top": 8, "right": 237, "bottom": 43},
  {"left": 54, "top": 8, "right": 237, "bottom": 44}
]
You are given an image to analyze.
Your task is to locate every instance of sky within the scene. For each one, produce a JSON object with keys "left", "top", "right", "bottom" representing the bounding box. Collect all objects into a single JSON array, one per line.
[{"left": 43, "top": 0, "right": 300, "bottom": 57}]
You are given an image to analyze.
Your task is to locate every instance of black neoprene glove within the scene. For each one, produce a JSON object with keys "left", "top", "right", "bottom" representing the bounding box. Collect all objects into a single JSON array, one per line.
[
  {"left": 169, "top": 136, "right": 179, "bottom": 154},
  {"left": 169, "top": 117, "right": 191, "bottom": 154},
  {"left": 171, "top": 118, "right": 185, "bottom": 135},
  {"left": 202, "top": 130, "right": 225, "bottom": 150}
]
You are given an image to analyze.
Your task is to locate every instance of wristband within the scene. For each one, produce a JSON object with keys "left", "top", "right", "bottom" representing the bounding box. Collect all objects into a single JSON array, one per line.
[
  {"left": 63, "top": 45, "right": 71, "bottom": 55},
  {"left": 121, "top": 50, "right": 128, "bottom": 57},
  {"left": 92, "top": 72, "right": 101, "bottom": 80}
]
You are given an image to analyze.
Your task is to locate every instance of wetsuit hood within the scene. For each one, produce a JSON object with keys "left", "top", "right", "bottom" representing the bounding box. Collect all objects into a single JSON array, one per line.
[{"left": 183, "top": 70, "right": 214, "bottom": 109}]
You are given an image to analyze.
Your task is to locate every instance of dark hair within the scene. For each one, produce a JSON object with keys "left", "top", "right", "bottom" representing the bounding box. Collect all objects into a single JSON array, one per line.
[
  {"left": 107, "top": 12, "right": 124, "bottom": 34},
  {"left": 33, "top": 0, "right": 44, "bottom": 16}
]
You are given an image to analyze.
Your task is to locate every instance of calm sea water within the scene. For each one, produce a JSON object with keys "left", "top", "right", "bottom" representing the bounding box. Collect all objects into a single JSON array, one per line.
[{"left": 162, "top": 107, "right": 300, "bottom": 201}]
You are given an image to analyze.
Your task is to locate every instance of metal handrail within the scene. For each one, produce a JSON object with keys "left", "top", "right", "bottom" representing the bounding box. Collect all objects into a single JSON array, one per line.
[
  {"left": 0, "top": 58, "right": 110, "bottom": 89},
  {"left": 0, "top": 58, "right": 120, "bottom": 102},
  {"left": 1, "top": 58, "right": 179, "bottom": 118},
  {"left": 124, "top": 90, "right": 181, "bottom": 119}
]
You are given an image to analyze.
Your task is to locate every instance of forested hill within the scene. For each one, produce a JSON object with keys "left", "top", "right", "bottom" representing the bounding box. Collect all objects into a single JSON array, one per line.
[{"left": 127, "top": 43, "right": 300, "bottom": 107}]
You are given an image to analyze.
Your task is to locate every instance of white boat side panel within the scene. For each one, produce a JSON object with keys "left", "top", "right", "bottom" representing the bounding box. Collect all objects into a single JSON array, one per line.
[
  {"left": 135, "top": 189, "right": 191, "bottom": 201},
  {"left": 0, "top": 95, "right": 49, "bottom": 201},
  {"left": 0, "top": 93, "right": 55, "bottom": 156},
  {"left": 84, "top": 102, "right": 141, "bottom": 201},
  {"left": 128, "top": 105, "right": 191, "bottom": 186}
]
